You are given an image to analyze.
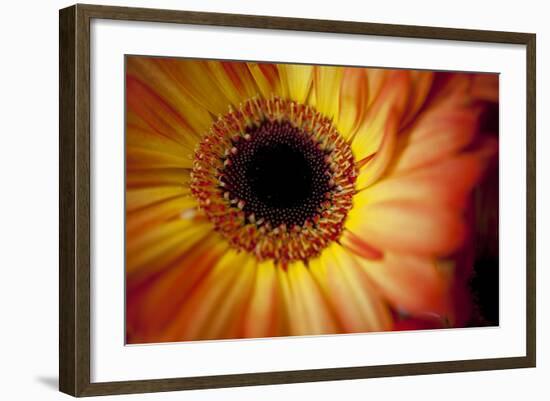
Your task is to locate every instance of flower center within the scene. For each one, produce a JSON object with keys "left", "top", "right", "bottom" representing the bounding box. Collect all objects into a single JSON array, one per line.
[
  {"left": 190, "top": 97, "right": 357, "bottom": 265},
  {"left": 224, "top": 120, "right": 333, "bottom": 227}
]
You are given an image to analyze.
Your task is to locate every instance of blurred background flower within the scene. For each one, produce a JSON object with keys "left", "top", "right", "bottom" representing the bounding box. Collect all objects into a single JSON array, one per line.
[{"left": 125, "top": 57, "right": 498, "bottom": 343}]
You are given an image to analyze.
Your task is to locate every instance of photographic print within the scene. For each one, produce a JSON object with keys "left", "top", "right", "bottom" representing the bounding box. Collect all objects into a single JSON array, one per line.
[{"left": 125, "top": 56, "right": 499, "bottom": 344}]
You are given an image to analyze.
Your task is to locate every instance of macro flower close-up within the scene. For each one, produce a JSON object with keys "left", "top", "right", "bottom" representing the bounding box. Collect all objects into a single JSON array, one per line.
[{"left": 125, "top": 56, "right": 499, "bottom": 344}]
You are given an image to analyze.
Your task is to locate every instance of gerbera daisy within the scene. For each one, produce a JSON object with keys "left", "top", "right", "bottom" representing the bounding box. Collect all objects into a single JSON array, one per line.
[{"left": 125, "top": 56, "right": 498, "bottom": 343}]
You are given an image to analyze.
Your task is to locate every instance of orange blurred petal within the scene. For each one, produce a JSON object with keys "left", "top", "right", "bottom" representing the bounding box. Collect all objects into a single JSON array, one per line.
[
  {"left": 346, "top": 199, "right": 466, "bottom": 257},
  {"left": 391, "top": 104, "right": 480, "bottom": 173},
  {"left": 340, "top": 229, "right": 383, "bottom": 260},
  {"left": 126, "top": 233, "right": 229, "bottom": 343},
  {"left": 355, "top": 253, "right": 450, "bottom": 316},
  {"left": 357, "top": 152, "right": 491, "bottom": 210},
  {"left": 401, "top": 71, "right": 434, "bottom": 127},
  {"left": 471, "top": 73, "right": 499, "bottom": 102}
]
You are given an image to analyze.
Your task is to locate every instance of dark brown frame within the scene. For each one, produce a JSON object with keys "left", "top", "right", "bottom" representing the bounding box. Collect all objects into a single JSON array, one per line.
[{"left": 59, "top": 3, "right": 536, "bottom": 397}]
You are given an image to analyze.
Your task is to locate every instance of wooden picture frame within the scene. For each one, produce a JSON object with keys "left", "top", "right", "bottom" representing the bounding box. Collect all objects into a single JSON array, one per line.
[{"left": 59, "top": 3, "right": 536, "bottom": 397}]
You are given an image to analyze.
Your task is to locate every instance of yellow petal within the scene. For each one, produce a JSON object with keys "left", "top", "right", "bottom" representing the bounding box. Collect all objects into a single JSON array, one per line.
[
  {"left": 310, "top": 244, "right": 392, "bottom": 332},
  {"left": 243, "top": 260, "right": 288, "bottom": 338},
  {"left": 155, "top": 58, "right": 234, "bottom": 115},
  {"left": 127, "top": 120, "right": 193, "bottom": 170},
  {"left": 247, "top": 62, "right": 282, "bottom": 98},
  {"left": 337, "top": 67, "right": 368, "bottom": 139},
  {"left": 126, "top": 195, "right": 198, "bottom": 236},
  {"left": 355, "top": 110, "right": 399, "bottom": 189},
  {"left": 278, "top": 63, "right": 313, "bottom": 103},
  {"left": 126, "top": 167, "right": 191, "bottom": 188},
  {"left": 198, "top": 254, "right": 257, "bottom": 339},
  {"left": 351, "top": 71, "right": 411, "bottom": 160},
  {"left": 280, "top": 261, "right": 338, "bottom": 335},
  {"left": 126, "top": 216, "right": 211, "bottom": 276},
  {"left": 126, "top": 185, "right": 190, "bottom": 212},
  {"left": 206, "top": 61, "right": 259, "bottom": 107},
  {"left": 314, "top": 65, "right": 344, "bottom": 121},
  {"left": 161, "top": 249, "right": 256, "bottom": 341},
  {"left": 126, "top": 75, "right": 202, "bottom": 151},
  {"left": 126, "top": 147, "right": 192, "bottom": 170}
]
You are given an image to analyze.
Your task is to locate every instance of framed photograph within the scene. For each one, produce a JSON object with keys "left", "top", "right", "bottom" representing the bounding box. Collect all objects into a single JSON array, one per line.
[{"left": 59, "top": 4, "right": 536, "bottom": 397}]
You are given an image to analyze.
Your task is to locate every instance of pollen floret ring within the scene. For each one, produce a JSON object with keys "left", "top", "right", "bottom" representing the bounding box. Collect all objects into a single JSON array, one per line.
[{"left": 190, "top": 96, "right": 357, "bottom": 265}]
